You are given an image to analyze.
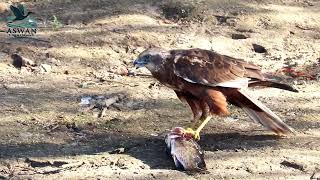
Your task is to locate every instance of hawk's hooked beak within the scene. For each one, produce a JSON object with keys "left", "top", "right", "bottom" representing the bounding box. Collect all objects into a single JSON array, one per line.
[{"left": 133, "top": 58, "right": 147, "bottom": 69}]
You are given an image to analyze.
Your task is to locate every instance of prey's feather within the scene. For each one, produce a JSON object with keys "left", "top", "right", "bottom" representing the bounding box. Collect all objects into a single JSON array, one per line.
[{"left": 165, "top": 129, "right": 206, "bottom": 171}]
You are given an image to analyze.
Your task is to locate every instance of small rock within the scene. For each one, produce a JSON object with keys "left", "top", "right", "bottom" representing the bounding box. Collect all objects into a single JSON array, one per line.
[
  {"left": 225, "top": 117, "right": 239, "bottom": 122},
  {"left": 115, "top": 158, "right": 127, "bottom": 169},
  {"left": 280, "top": 160, "right": 305, "bottom": 171},
  {"left": 80, "top": 96, "right": 93, "bottom": 105},
  {"left": 79, "top": 82, "right": 96, "bottom": 88},
  {"left": 252, "top": 44, "right": 267, "bottom": 53},
  {"left": 231, "top": 33, "right": 248, "bottom": 39},
  {"left": 245, "top": 167, "right": 255, "bottom": 174},
  {"left": 150, "top": 133, "right": 158, "bottom": 137},
  {"left": 110, "top": 147, "right": 125, "bottom": 154}
]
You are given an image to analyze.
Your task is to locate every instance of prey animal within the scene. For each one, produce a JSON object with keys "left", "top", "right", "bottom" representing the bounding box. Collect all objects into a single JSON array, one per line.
[
  {"left": 165, "top": 127, "right": 206, "bottom": 171},
  {"left": 134, "top": 48, "right": 298, "bottom": 140}
]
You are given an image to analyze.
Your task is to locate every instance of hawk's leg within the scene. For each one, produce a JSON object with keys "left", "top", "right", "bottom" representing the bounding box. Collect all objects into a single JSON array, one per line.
[
  {"left": 185, "top": 116, "right": 212, "bottom": 140},
  {"left": 185, "top": 100, "right": 211, "bottom": 140}
]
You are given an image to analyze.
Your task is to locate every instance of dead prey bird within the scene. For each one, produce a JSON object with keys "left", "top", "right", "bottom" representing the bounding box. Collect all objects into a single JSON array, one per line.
[{"left": 165, "top": 127, "right": 206, "bottom": 171}]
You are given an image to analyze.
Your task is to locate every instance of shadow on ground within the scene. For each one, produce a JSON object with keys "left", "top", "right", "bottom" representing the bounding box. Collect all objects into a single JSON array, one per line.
[{"left": 0, "top": 80, "right": 319, "bottom": 171}]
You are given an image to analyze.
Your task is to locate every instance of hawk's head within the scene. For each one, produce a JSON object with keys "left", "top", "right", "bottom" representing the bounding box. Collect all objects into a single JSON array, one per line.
[{"left": 133, "top": 48, "right": 170, "bottom": 71}]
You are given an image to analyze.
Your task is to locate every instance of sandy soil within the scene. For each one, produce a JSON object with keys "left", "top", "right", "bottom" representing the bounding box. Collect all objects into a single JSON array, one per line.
[{"left": 0, "top": 0, "right": 320, "bottom": 179}]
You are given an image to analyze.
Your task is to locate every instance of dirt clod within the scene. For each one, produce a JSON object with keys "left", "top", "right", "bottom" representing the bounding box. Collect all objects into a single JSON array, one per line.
[
  {"left": 280, "top": 160, "right": 305, "bottom": 171},
  {"left": 252, "top": 44, "right": 267, "bottom": 53},
  {"left": 231, "top": 33, "right": 248, "bottom": 40}
]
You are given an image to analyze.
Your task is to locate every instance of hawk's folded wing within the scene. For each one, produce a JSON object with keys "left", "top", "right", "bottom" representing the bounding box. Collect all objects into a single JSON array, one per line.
[{"left": 172, "top": 49, "right": 264, "bottom": 88}]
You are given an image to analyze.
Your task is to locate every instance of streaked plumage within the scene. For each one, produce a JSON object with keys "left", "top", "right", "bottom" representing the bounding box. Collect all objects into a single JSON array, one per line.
[{"left": 134, "top": 48, "right": 297, "bottom": 136}]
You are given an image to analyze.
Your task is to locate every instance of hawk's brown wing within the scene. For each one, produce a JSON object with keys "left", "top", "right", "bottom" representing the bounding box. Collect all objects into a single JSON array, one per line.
[{"left": 171, "top": 49, "right": 264, "bottom": 88}]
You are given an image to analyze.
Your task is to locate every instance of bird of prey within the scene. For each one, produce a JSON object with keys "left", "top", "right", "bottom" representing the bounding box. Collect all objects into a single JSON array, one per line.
[
  {"left": 165, "top": 127, "right": 206, "bottom": 171},
  {"left": 134, "top": 48, "right": 298, "bottom": 140},
  {"left": 9, "top": 4, "right": 33, "bottom": 22}
]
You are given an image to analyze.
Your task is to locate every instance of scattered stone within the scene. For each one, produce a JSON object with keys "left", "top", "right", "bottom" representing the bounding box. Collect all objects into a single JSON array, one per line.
[
  {"left": 161, "top": 1, "right": 196, "bottom": 22},
  {"left": 150, "top": 133, "right": 159, "bottom": 137},
  {"left": 245, "top": 167, "right": 255, "bottom": 174},
  {"left": 110, "top": 147, "right": 126, "bottom": 154},
  {"left": 252, "top": 44, "right": 267, "bottom": 53},
  {"left": 93, "top": 70, "right": 123, "bottom": 82},
  {"left": 25, "top": 158, "right": 68, "bottom": 168},
  {"left": 79, "top": 81, "right": 97, "bottom": 88},
  {"left": 231, "top": 33, "right": 248, "bottom": 40},
  {"left": 115, "top": 158, "right": 127, "bottom": 169},
  {"left": 280, "top": 160, "right": 305, "bottom": 171},
  {"left": 236, "top": 28, "right": 254, "bottom": 33},
  {"left": 215, "top": 15, "right": 237, "bottom": 26},
  {"left": 225, "top": 117, "right": 239, "bottom": 122},
  {"left": 80, "top": 96, "right": 93, "bottom": 105}
]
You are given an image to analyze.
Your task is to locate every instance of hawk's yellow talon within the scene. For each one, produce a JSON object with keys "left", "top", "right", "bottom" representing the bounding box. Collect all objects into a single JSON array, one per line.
[
  {"left": 194, "top": 131, "right": 200, "bottom": 140},
  {"left": 184, "top": 128, "right": 201, "bottom": 140}
]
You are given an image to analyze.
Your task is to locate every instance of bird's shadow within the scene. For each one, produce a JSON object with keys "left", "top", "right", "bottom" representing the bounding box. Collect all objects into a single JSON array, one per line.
[
  {"left": 124, "top": 132, "right": 283, "bottom": 170},
  {"left": 0, "top": 129, "right": 281, "bottom": 171}
]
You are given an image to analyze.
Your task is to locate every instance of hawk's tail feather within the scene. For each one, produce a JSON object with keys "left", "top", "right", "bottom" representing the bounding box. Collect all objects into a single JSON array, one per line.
[
  {"left": 249, "top": 80, "right": 298, "bottom": 93},
  {"left": 229, "top": 89, "right": 294, "bottom": 135}
]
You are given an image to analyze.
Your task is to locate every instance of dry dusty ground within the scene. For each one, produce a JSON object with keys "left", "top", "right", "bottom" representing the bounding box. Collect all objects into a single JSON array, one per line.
[{"left": 0, "top": 0, "right": 320, "bottom": 179}]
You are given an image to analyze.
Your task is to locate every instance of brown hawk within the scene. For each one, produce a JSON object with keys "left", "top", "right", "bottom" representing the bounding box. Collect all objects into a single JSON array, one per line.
[{"left": 134, "top": 48, "right": 297, "bottom": 140}]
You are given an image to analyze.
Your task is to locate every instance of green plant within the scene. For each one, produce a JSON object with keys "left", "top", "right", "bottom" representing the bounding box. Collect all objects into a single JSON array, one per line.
[{"left": 52, "top": 15, "right": 62, "bottom": 31}]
